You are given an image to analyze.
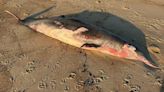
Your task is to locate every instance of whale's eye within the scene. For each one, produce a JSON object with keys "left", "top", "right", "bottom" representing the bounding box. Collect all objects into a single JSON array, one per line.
[{"left": 60, "top": 15, "right": 65, "bottom": 18}]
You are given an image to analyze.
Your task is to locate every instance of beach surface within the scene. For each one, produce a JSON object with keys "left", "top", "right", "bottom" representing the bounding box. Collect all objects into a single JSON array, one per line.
[{"left": 0, "top": 0, "right": 164, "bottom": 92}]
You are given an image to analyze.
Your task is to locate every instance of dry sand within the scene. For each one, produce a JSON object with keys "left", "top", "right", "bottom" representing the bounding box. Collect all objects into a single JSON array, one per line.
[{"left": 0, "top": 0, "right": 164, "bottom": 92}]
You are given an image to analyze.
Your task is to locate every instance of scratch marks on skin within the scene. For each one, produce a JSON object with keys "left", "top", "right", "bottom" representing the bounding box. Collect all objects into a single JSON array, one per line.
[
  {"left": 53, "top": 19, "right": 88, "bottom": 31},
  {"left": 53, "top": 20, "right": 101, "bottom": 41},
  {"left": 53, "top": 19, "right": 102, "bottom": 41}
]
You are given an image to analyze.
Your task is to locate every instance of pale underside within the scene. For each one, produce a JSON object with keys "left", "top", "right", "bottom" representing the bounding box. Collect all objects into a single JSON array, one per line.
[{"left": 29, "top": 22, "right": 158, "bottom": 68}]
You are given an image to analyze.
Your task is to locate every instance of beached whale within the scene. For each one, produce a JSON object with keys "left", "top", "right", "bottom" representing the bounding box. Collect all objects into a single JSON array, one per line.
[{"left": 5, "top": 6, "right": 159, "bottom": 68}]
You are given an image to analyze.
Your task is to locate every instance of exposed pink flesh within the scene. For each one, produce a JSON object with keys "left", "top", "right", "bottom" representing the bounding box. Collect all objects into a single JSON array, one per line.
[
  {"left": 107, "top": 48, "right": 117, "bottom": 55},
  {"left": 118, "top": 49, "right": 128, "bottom": 58},
  {"left": 107, "top": 47, "right": 128, "bottom": 58},
  {"left": 85, "top": 44, "right": 159, "bottom": 68},
  {"left": 100, "top": 44, "right": 129, "bottom": 58}
]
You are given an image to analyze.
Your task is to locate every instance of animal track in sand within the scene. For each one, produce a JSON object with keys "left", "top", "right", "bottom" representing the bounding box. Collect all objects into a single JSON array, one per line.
[
  {"left": 38, "top": 81, "right": 48, "bottom": 89},
  {"left": 123, "top": 74, "right": 141, "bottom": 92},
  {"left": 155, "top": 76, "right": 163, "bottom": 86},
  {"left": 49, "top": 79, "right": 57, "bottom": 89},
  {"left": 123, "top": 74, "right": 133, "bottom": 86},
  {"left": 68, "top": 72, "right": 77, "bottom": 79},
  {"left": 129, "top": 85, "right": 141, "bottom": 92},
  {"left": 96, "top": 0, "right": 101, "bottom": 4},
  {"left": 25, "top": 60, "right": 37, "bottom": 73},
  {"left": 66, "top": 63, "right": 108, "bottom": 92}
]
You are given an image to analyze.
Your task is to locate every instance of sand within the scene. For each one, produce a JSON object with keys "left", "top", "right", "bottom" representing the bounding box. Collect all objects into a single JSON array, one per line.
[{"left": 0, "top": 0, "right": 164, "bottom": 92}]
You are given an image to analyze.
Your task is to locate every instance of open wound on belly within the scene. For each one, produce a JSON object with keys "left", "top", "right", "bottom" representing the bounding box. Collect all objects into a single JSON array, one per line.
[
  {"left": 100, "top": 44, "right": 130, "bottom": 58},
  {"left": 82, "top": 43, "right": 133, "bottom": 59},
  {"left": 107, "top": 47, "right": 128, "bottom": 58}
]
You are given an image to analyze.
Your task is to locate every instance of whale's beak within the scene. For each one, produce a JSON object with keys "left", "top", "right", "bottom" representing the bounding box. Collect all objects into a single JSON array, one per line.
[{"left": 5, "top": 6, "right": 54, "bottom": 25}]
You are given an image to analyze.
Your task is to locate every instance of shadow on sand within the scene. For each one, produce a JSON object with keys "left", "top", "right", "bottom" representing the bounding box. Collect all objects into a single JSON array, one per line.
[{"left": 62, "top": 10, "right": 158, "bottom": 68}]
